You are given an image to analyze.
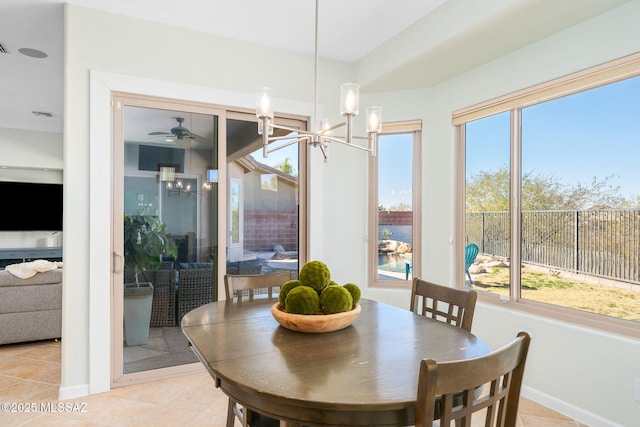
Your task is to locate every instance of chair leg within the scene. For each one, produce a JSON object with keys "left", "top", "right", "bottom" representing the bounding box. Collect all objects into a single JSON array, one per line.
[
  {"left": 226, "top": 399, "right": 236, "bottom": 427},
  {"left": 227, "top": 398, "right": 249, "bottom": 427}
]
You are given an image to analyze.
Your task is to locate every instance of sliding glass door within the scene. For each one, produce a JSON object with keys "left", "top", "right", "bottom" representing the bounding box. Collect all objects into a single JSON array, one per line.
[
  {"left": 225, "top": 113, "right": 307, "bottom": 279},
  {"left": 112, "top": 94, "right": 222, "bottom": 385}
]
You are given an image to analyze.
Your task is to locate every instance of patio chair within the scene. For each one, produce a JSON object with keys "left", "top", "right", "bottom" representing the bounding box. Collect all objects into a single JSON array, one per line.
[
  {"left": 177, "top": 267, "right": 215, "bottom": 322},
  {"left": 415, "top": 331, "right": 531, "bottom": 427},
  {"left": 465, "top": 243, "right": 479, "bottom": 285}
]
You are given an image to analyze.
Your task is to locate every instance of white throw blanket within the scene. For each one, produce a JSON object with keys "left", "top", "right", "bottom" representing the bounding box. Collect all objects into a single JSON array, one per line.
[{"left": 5, "top": 259, "right": 61, "bottom": 279}]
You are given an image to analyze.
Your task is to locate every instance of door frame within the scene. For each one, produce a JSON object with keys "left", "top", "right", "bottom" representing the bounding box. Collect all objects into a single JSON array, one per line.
[{"left": 86, "top": 71, "right": 314, "bottom": 395}]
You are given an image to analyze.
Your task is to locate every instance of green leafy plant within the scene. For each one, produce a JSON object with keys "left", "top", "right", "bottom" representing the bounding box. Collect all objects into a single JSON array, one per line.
[
  {"left": 124, "top": 209, "right": 177, "bottom": 286},
  {"left": 380, "top": 228, "right": 393, "bottom": 240}
]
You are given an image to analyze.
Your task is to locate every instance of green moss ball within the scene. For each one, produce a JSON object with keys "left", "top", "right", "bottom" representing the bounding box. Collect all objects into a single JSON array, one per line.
[
  {"left": 285, "top": 285, "right": 320, "bottom": 315},
  {"left": 343, "top": 283, "right": 361, "bottom": 305},
  {"left": 278, "top": 280, "right": 301, "bottom": 309},
  {"left": 299, "top": 260, "right": 331, "bottom": 293},
  {"left": 320, "top": 285, "right": 353, "bottom": 314}
]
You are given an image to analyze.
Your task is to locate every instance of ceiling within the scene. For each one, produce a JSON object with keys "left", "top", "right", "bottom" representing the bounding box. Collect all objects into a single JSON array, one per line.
[{"left": 0, "top": 0, "right": 630, "bottom": 136}]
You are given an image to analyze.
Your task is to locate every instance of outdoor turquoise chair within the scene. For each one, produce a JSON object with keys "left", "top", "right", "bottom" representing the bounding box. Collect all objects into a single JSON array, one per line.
[{"left": 465, "top": 243, "right": 479, "bottom": 284}]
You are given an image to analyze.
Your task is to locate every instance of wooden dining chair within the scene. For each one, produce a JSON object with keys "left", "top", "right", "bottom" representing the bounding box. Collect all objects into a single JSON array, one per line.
[
  {"left": 410, "top": 277, "right": 478, "bottom": 332},
  {"left": 223, "top": 271, "right": 293, "bottom": 427},
  {"left": 415, "top": 331, "right": 531, "bottom": 427},
  {"left": 224, "top": 270, "right": 292, "bottom": 302}
]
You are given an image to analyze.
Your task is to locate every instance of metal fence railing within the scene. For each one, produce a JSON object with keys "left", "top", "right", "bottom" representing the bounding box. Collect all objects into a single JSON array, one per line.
[{"left": 466, "top": 209, "right": 640, "bottom": 284}]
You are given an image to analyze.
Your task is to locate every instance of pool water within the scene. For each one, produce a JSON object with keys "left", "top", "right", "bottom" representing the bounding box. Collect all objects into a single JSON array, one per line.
[{"left": 378, "top": 253, "right": 410, "bottom": 273}]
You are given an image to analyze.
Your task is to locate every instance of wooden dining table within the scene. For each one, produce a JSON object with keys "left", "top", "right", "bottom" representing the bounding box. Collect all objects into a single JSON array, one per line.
[{"left": 181, "top": 298, "right": 490, "bottom": 427}]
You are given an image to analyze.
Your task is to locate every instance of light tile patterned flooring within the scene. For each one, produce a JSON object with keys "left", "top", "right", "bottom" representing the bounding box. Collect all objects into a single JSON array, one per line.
[{"left": 0, "top": 340, "right": 588, "bottom": 427}]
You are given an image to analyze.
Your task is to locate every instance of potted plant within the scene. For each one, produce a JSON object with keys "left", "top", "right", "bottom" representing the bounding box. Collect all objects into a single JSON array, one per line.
[{"left": 123, "top": 209, "right": 177, "bottom": 346}]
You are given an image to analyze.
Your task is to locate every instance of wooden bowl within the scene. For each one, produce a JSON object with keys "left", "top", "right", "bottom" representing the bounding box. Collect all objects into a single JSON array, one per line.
[{"left": 271, "top": 303, "right": 361, "bottom": 333}]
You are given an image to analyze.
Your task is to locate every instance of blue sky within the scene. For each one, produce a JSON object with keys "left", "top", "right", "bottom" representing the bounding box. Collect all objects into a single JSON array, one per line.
[
  {"left": 377, "top": 133, "right": 413, "bottom": 209},
  {"left": 466, "top": 75, "right": 640, "bottom": 203}
]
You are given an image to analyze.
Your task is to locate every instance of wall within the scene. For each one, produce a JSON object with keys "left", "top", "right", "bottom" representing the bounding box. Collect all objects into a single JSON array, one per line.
[
  {"left": 378, "top": 211, "right": 412, "bottom": 226},
  {"left": 64, "top": 3, "right": 350, "bottom": 399},
  {"left": 361, "top": 2, "right": 640, "bottom": 426},
  {"left": 0, "top": 128, "right": 62, "bottom": 170},
  {"left": 0, "top": 128, "right": 63, "bottom": 249}
]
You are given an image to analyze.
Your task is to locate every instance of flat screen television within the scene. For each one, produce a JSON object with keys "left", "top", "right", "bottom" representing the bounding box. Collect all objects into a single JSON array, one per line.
[{"left": 0, "top": 181, "right": 63, "bottom": 231}]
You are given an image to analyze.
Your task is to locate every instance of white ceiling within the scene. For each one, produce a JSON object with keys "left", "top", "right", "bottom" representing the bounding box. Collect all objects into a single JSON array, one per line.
[{"left": 0, "top": 0, "right": 630, "bottom": 135}]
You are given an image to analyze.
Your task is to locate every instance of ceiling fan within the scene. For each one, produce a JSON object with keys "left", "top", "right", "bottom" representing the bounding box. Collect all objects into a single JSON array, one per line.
[{"left": 148, "top": 117, "right": 196, "bottom": 141}]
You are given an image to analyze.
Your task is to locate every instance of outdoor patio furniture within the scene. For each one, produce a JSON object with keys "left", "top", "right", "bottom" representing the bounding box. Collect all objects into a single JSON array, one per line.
[
  {"left": 465, "top": 243, "right": 479, "bottom": 284},
  {"left": 177, "top": 267, "right": 215, "bottom": 321}
]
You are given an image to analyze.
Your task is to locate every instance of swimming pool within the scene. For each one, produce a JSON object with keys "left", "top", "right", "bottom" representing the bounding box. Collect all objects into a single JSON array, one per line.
[{"left": 378, "top": 253, "right": 411, "bottom": 273}]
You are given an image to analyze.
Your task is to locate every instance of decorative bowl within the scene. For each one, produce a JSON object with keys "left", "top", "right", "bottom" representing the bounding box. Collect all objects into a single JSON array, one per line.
[{"left": 270, "top": 303, "right": 361, "bottom": 333}]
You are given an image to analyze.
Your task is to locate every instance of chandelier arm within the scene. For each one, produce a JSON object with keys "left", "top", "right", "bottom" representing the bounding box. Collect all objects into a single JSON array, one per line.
[
  {"left": 321, "top": 120, "right": 347, "bottom": 133},
  {"left": 321, "top": 134, "right": 371, "bottom": 141},
  {"left": 267, "top": 134, "right": 311, "bottom": 142},
  {"left": 269, "top": 123, "right": 314, "bottom": 134},
  {"left": 322, "top": 136, "right": 373, "bottom": 152},
  {"left": 318, "top": 141, "right": 328, "bottom": 161},
  {"left": 267, "top": 136, "right": 312, "bottom": 153}
]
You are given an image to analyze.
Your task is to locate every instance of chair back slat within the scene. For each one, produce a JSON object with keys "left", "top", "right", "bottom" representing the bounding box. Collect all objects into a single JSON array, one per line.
[
  {"left": 224, "top": 271, "right": 292, "bottom": 302},
  {"left": 416, "top": 331, "right": 531, "bottom": 427},
  {"left": 410, "top": 277, "right": 477, "bottom": 332}
]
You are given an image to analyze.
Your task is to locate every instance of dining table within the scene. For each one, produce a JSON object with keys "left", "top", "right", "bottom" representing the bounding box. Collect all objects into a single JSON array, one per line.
[{"left": 181, "top": 297, "right": 491, "bottom": 427}]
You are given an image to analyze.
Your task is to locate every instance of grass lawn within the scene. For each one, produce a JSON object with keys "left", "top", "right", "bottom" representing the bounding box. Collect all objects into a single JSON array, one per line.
[{"left": 470, "top": 265, "right": 640, "bottom": 322}]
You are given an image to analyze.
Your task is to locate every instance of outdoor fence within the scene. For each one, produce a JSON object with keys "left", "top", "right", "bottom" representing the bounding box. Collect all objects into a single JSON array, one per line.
[{"left": 466, "top": 209, "right": 640, "bottom": 284}]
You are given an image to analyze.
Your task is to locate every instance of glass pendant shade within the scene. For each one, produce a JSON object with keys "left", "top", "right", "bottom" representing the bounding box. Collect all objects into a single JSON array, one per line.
[
  {"left": 340, "top": 83, "right": 359, "bottom": 116},
  {"left": 366, "top": 106, "right": 382, "bottom": 133},
  {"left": 256, "top": 87, "right": 274, "bottom": 119}
]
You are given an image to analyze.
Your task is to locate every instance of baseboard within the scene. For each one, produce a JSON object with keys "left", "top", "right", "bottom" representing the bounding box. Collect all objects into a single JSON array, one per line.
[
  {"left": 522, "top": 385, "right": 623, "bottom": 427},
  {"left": 58, "top": 383, "right": 90, "bottom": 401}
]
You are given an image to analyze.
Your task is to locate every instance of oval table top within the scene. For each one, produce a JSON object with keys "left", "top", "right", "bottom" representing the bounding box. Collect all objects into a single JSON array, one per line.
[{"left": 181, "top": 298, "right": 490, "bottom": 426}]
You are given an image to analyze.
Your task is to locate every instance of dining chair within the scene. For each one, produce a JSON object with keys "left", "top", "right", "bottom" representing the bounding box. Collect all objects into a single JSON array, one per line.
[
  {"left": 223, "top": 271, "right": 293, "bottom": 427},
  {"left": 224, "top": 270, "right": 292, "bottom": 302},
  {"left": 410, "top": 277, "right": 478, "bottom": 332},
  {"left": 415, "top": 330, "right": 531, "bottom": 427}
]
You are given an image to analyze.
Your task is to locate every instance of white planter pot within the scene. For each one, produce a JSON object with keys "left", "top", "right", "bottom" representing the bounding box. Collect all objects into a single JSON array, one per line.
[{"left": 124, "top": 282, "right": 154, "bottom": 346}]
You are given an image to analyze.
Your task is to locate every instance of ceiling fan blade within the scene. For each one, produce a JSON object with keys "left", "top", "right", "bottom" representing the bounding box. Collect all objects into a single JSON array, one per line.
[{"left": 148, "top": 131, "right": 171, "bottom": 136}]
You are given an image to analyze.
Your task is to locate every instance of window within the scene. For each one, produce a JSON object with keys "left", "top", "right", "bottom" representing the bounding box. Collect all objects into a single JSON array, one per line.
[
  {"left": 369, "top": 121, "right": 421, "bottom": 287},
  {"left": 456, "top": 53, "right": 640, "bottom": 337}
]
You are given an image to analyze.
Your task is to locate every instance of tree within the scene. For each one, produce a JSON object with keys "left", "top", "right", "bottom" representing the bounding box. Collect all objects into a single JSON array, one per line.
[
  {"left": 466, "top": 166, "right": 631, "bottom": 212},
  {"left": 274, "top": 157, "right": 297, "bottom": 176}
]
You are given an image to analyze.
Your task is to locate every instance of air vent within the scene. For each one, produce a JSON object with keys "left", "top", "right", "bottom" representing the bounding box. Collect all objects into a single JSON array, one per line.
[
  {"left": 32, "top": 111, "right": 54, "bottom": 118},
  {"left": 0, "top": 43, "right": 7, "bottom": 54}
]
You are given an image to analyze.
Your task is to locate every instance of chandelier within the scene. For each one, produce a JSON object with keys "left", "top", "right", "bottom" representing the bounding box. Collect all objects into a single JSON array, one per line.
[{"left": 256, "top": 0, "right": 382, "bottom": 161}]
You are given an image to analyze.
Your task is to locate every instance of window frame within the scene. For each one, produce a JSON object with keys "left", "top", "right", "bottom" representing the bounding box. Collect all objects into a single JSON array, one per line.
[
  {"left": 454, "top": 52, "right": 640, "bottom": 338},
  {"left": 368, "top": 120, "right": 422, "bottom": 288}
]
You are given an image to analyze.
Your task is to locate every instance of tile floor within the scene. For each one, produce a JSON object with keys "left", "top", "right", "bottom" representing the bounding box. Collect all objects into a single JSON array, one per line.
[
  {"left": 0, "top": 339, "right": 588, "bottom": 426},
  {"left": 124, "top": 326, "right": 199, "bottom": 374}
]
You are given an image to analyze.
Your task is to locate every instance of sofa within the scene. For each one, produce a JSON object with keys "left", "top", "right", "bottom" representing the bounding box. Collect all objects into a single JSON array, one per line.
[{"left": 0, "top": 268, "right": 62, "bottom": 345}]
